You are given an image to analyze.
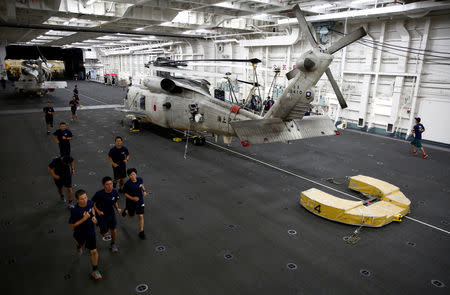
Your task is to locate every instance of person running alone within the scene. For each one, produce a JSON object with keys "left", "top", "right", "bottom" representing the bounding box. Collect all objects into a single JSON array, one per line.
[
  {"left": 53, "top": 122, "right": 73, "bottom": 156},
  {"left": 48, "top": 155, "right": 75, "bottom": 208},
  {"left": 122, "top": 168, "right": 148, "bottom": 240},
  {"left": 92, "top": 176, "right": 121, "bottom": 252},
  {"left": 411, "top": 117, "right": 428, "bottom": 159},
  {"left": 69, "top": 189, "right": 102, "bottom": 280},
  {"left": 43, "top": 101, "right": 55, "bottom": 135},
  {"left": 108, "top": 136, "right": 130, "bottom": 192}
]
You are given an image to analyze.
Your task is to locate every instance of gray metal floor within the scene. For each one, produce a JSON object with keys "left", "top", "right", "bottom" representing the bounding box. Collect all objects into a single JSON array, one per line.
[{"left": 1, "top": 81, "right": 449, "bottom": 295}]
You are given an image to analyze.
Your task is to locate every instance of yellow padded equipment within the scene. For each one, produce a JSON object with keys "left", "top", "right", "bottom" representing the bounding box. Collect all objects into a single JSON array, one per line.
[{"left": 349, "top": 175, "right": 399, "bottom": 197}]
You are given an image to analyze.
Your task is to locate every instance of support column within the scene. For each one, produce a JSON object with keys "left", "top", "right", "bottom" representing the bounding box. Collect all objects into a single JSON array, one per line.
[
  {"left": 388, "top": 20, "right": 410, "bottom": 133},
  {"left": 358, "top": 24, "right": 375, "bottom": 128},
  {"left": 367, "top": 21, "right": 385, "bottom": 130},
  {"left": 406, "top": 17, "right": 431, "bottom": 139},
  {"left": 0, "top": 40, "right": 7, "bottom": 80}
]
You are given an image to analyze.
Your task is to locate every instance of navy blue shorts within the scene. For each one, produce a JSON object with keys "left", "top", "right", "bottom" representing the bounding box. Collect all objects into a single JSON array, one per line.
[
  {"left": 113, "top": 165, "right": 126, "bottom": 179},
  {"left": 59, "top": 144, "right": 70, "bottom": 157},
  {"left": 74, "top": 232, "right": 96, "bottom": 250},
  {"left": 45, "top": 115, "right": 53, "bottom": 126},
  {"left": 126, "top": 200, "right": 144, "bottom": 216},
  {"left": 97, "top": 214, "right": 117, "bottom": 235},
  {"left": 71, "top": 107, "right": 77, "bottom": 115},
  {"left": 54, "top": 177, "right": 71, "bottom": 188}
]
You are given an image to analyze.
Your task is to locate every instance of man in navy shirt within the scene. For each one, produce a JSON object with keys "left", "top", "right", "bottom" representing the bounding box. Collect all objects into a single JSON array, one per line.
[
  {"left": 411, "top": 117, "right": 428, "bottom": 159},
  {"left": 69, "top": 189, "right": 102, "bottom": 280},
  {"left": 69, "top": 96, "right": 79, "bottom": 122},
  {"left": 92, "top": 176, "right": 121, "bottom": 252},
  {"left": 43, "top": 101, "right": 54, "bottom": 135},
  {"left": 73, "top": 84, "right": 79, "bottom": 98},
  {"left": 122, "top": 168, "right": 148, "bottom": 239},
  {"left": 108, "top": 136, "right": 130, "bottom": 192},
  {"left": 48, "top": 155, "right": 75, "bottom": 208},
  {"left": 53, "top": 122, "right": 73, "bottom": 156}
]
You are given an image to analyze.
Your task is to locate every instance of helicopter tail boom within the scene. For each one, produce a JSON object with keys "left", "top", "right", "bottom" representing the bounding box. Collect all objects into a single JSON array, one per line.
[{"left": 230, "top": 115, "right": 337, "bottom": 144}]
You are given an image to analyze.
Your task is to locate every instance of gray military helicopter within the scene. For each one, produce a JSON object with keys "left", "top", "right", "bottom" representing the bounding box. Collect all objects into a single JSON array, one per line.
[
  {"left": 14, "top": 49, "right": 67, "bottom": 96},
  {"left": 123, "top": 5, "right": 366, "bottom": 146}
]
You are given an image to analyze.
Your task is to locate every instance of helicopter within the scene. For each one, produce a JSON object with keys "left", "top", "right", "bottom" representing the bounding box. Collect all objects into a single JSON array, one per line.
[
  {"left": 122, "top": 4, "right": 367, "bottom": 146},
  {"left": 14, "top": 48, "right": 67, "bottom": 96}
]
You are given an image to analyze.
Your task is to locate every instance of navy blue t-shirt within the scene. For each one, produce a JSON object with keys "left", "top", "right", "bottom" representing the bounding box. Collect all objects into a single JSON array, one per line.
[
  {"left": 92, "top": 189, "right": 119, "bottom": 217},
  {"left": 69, "top": 99, "right": 78, "bottom": 109},
  {"left": 73, "top": 88, "right": 78, "bottom": 97},
  {"left": 43, "top": 106, "right": 54, "bottom": 117},
  {"left": 69, "top": 200, "right": 96, "bottom": 236},
  {"left": 123, "top": 177, "right": 144, "bottom": 206},
  {"left": 53, "top": 129, "right": 73, "bottom": 147},
  {"left": 48, "top": 156, "right": 73, "bottom": 179},
  {"left": 108, "top": 146, "right": 129, "bottom": 167},
  {"left": 413, "top": 123, "right": 425, "bottom": 139}
]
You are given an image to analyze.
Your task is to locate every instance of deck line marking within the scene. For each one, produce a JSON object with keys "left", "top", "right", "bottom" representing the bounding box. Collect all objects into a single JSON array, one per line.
[
  {"left": 65, "top": 88, "right": 108, "bottom": 105},
  {"left": 206, "top": 141, "right": 450, "bottom": 235},
  {"left": 404, "top": 216, "right": 450, "bottom": 234},
  {"left": 0, "top": 104, "right": 122, "bottom": 115}
]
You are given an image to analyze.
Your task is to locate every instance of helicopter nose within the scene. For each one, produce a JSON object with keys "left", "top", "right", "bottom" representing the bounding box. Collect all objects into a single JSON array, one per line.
[{"left": 303, "top": 58, "right": 315, "bottom": 71}]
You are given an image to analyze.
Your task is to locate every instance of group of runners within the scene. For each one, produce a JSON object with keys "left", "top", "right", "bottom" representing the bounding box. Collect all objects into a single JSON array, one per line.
[{"left": 43, "top": 85, "right": 149, "bottom": 280}]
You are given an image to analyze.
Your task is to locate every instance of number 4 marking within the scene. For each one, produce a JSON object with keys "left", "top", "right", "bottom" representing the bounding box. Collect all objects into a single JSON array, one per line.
[{"left": 314, "top": 205, "right": 321, "bottom": 213}]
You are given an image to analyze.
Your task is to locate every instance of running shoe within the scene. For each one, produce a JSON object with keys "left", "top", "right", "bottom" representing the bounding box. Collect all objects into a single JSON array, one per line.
[
  {"left": 91, "top": 270, "right": 102, "bottom": 280},
  {"left": 110, "top": 244, "right": 118, "bottom": 253},
  {"left": 422, "top": 154, "right": 429, "bottom": 159}
]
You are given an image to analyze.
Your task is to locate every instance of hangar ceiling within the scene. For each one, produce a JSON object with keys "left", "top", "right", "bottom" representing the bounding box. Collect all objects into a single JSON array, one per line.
[{"left": 1, "top": 0, "right": 449, "bottom": 50}]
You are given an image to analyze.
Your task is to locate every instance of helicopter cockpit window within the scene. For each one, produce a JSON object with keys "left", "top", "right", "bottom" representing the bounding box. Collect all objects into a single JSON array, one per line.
[
  {"left": 139, "top": 96, "right": 145, "bottom": 110},
  {"left": 214, "top": 89, "right": 225, "bottom": 101}
]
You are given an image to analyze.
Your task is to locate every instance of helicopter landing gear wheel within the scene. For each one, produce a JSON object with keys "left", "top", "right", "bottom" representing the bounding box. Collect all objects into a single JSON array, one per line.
[
  {"left": 129, "top": 120, "right": 141, "bottom": 133},
  {"left": 193, "top": 135, "right": 206, "bottom": 146},
  {"left": 132, "top": 120, "right": 140, "bottom": 130}
]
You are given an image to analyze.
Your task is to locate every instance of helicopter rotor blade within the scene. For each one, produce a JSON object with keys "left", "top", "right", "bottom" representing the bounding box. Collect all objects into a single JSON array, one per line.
[
  {"left": 326, "top": 27, "right": 366, "bottom": 54},
  {"left": 236, "top": 79, "right": 260, "bottom": 87},
  {"left": 325, "top": 68, "right": 347, "bottom": 109},
  {"left": 167, "top": 58, "right": 262, "bottom": 64},
  {"left": 293, "top": 4, "right": 319, "bottom": 49},
  {"left": 148, "top": 65, "right": 238, "bottom": 80}
]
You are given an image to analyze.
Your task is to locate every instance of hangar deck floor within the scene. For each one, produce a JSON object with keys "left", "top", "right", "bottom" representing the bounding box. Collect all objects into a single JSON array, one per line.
[{"left": 1, "top": 81, "right": 449, "bottom": 295}]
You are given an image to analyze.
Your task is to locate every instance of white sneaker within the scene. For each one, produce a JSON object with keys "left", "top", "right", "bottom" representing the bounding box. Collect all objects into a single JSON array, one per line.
[{"left": 110, "top": 244, "right": 118, "bottom": 253}]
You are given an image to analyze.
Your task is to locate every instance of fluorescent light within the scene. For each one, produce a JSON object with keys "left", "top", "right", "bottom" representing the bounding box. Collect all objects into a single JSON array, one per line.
[
  {"left": 45, "top": 30, "right": 76, "bottom": 36},
  {"left": 134, "top": 27, "right": 145, "bottom": 31},
  {"left": 253, "top": 14, "right": 268, "bottom": 20}
]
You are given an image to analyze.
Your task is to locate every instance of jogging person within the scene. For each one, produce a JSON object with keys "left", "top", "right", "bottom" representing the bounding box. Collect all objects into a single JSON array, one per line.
[
  {"left": 48, "top": 155, "right": 75, "bottom": 208},
  {"left": 122, "top": 168, "right": 148, "bottom": 240},
  {"left": 53, "top": 122, "right": 73, "bottom": 156},
  {"left": 69, "top": 96, "right": 79, "bottom": 122},
  {"left": 43, "top": 101, "right": 55, "bottom": 135},
  {"left": 92, "top": 176, "right": 121, "bottom": 252},
  {"left": 108, "top": 136, "right": 130, "bottom": 192},
  {"left": 69, "top": 189, "right": 102, "bottom": 280},
  {"left": 73, "top": 84, "right": 79, "bottom": 99},
  {"left": 411, "top": 117, "right": 428, "bottom": 159}
]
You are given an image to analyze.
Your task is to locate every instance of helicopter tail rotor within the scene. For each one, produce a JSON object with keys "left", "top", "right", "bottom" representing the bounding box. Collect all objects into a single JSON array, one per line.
[{"left": 292, "top": 4, "right": 366, "bottom": 110}]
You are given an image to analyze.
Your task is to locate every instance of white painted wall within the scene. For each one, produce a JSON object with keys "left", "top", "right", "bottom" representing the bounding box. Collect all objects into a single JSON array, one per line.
[{"left": 92, "top": 13, "right": 450, "bottom": 144}]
